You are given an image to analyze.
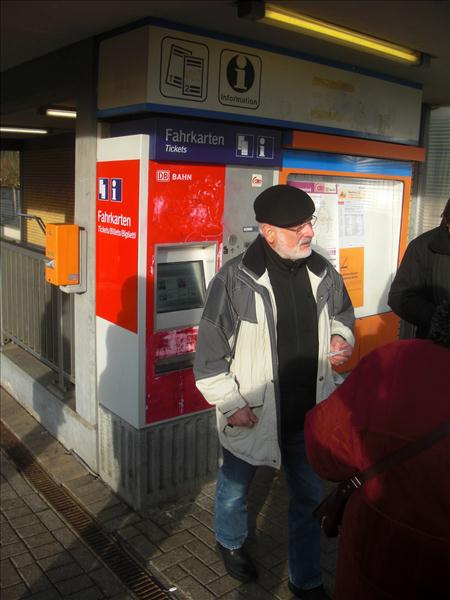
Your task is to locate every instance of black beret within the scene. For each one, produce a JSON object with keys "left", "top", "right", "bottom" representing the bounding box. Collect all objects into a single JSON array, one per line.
[{"left": 254, "top": 184, "right": 315, "bottom": 227}]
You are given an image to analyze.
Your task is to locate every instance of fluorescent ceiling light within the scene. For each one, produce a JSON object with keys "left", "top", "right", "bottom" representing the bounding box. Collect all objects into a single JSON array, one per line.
[
  {"left": 45, "top": 108, "right": 77, "bottom": 119},
  {"left": 244, "top": 2, "right": 422, "bottom": 65},
  {"left": 0, "top": 126, "right": 48, "bottom": 135}
]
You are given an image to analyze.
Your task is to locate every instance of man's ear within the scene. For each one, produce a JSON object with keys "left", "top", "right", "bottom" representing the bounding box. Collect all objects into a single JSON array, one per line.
[{"left": 261, "top": 223, "right": 275, "bottom": 244}]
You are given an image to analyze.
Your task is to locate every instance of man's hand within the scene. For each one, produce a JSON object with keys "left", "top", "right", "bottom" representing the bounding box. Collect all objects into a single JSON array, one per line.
[
  {"left": 227, "top": 406, "right": 259, "bottom": 428},
  {"left": 328, "top": 334, "right": 352, "bottom": 367}
]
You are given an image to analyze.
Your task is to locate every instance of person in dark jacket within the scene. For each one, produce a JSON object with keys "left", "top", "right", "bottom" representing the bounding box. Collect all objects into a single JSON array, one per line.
[
  {"left": 304, "top": 301, "right": 450, "bottom": 600},
  {"left": 388, "top": 198, "right": 450, "bottom": 338}
]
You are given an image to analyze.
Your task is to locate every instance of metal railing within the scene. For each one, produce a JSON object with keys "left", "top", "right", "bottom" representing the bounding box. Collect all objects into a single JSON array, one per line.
[{"left": 1, "top": 240, "right": 75, "bottom": 385}]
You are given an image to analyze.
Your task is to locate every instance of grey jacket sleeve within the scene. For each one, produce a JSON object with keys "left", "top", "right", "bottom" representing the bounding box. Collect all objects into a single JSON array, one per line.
[
  {"left": 193, "top": 273, "right": 247, "bottom": 416},
  {"left": 330, "top": 268, "right": 355, "bottom": 343}
]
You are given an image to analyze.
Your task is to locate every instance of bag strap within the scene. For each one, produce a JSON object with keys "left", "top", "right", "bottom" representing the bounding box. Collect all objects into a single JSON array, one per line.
[{"left": 349, "top": 420, "right": 450, "bottom": 489}]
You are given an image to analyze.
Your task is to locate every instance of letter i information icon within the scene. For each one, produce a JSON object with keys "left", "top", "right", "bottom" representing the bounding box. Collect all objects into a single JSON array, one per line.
[{"left": 111, "top": 178, "right": 123, "bottom": 202}]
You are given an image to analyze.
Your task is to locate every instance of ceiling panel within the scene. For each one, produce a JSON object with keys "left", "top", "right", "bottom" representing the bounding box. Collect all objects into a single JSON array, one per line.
[{"left": 1, "top": 1, "right": 449, "bottom": 138}]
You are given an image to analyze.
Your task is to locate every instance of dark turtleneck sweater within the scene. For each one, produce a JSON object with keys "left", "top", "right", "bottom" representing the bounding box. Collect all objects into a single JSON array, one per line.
[{"left": 263, "top": 239, "right": 318, "bottom": 435}]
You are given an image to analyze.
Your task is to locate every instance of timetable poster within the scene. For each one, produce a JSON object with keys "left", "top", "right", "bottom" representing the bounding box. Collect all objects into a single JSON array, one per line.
[{"left": 288, "top": 180, "right": 339, "bottom": 268}]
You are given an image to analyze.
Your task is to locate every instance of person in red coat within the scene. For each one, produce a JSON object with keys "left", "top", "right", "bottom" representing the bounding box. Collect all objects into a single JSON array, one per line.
[{"left": 304, "top": 301, "right": 450, "bottom": 600}]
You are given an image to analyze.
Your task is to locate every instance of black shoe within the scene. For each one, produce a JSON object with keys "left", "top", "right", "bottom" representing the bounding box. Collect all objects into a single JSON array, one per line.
[
  {"left": 216, "top": 542, "right": 258, "bottom": 582},
  {"left": 288, "top": 581, "right": 331, "bottom": 599}
]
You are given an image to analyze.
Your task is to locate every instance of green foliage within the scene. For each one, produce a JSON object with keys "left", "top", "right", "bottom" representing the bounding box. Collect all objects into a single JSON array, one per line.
[{"left": 0, "top": 151, "right": 20, "bottom": 188}]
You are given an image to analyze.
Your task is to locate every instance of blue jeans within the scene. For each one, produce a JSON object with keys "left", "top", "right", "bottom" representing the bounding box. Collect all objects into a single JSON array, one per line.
[{"left": 215, "top": 432, "right": 322, "bottom": 590}]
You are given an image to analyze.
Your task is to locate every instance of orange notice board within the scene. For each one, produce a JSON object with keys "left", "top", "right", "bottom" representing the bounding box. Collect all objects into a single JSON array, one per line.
[{"left": 339, "top": 247, "right": 364, "bottom": 308}]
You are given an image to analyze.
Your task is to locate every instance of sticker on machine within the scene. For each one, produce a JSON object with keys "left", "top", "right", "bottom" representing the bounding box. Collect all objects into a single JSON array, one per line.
[{"left": 251, "top": 174, "right": 263, "bottom": 187}]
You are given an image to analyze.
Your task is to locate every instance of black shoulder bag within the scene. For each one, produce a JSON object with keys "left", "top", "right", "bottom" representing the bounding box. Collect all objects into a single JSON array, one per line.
[{"left": 313, "top": 420, "right": 450, "bottom": 538}]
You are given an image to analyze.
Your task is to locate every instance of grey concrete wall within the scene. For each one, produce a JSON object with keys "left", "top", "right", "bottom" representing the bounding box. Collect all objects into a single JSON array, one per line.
[
  {"left": 1, "top": 345, "right": 97, "bottom": 470},
  {"left": 73, "top": 40, "right": 98, "bottom": 427}
]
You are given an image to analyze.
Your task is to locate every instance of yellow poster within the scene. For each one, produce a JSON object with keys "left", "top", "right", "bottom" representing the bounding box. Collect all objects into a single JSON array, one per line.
[{"left": 339, "top": 247, "right": 364, "bottom": 307}]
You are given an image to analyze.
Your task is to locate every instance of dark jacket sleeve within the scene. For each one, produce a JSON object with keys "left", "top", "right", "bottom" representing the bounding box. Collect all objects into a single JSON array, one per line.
[{"left": 388, "top": 237, "right": 435, "bottom": 333}]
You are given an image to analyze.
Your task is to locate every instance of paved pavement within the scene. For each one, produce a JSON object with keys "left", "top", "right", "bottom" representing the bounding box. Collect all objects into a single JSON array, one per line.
[
  {"left": 1, "top": 388, "right": 338, "bottom": 599},
  {"left": 1, "top": 450, "right": 134, "bottom": 600}
]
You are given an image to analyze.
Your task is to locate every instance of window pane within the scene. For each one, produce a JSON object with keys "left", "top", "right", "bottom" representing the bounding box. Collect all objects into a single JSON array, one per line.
[{"left": 0, "top": 150, "right": 21, "bottom": 241}]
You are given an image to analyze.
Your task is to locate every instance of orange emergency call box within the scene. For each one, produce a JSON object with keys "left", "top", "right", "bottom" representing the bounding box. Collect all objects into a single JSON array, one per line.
[{"left": 45, "top": 224, "right": 79, "bottom": 286}]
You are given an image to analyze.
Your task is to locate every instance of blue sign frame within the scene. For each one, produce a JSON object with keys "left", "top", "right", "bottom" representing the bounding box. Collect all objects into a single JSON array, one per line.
[{"left": 110, "top": 116, "right": 282, "bottom": 166}]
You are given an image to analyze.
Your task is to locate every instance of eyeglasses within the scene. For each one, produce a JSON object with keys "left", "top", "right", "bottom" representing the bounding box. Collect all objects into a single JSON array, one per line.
[{"left": 282, "top": 215, "right": 317, "bottom": 234}]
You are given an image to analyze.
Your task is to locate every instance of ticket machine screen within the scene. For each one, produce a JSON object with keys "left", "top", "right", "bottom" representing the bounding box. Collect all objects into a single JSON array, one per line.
[
  {"left": 154, "top": 242, "right": 217, "bottom": 332},
  {"left": 156, "top": 260, "right": 206, "bottom": 314}
]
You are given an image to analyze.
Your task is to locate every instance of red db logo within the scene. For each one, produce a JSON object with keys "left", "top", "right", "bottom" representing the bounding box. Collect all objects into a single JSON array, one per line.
[{"left": 156, "top": 170, "right": 170, "bottom": 182}]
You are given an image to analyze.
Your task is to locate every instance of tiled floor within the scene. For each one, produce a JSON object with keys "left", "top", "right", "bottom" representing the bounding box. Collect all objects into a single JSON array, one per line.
[{"left": 1, "top": 388, "right": 338, "bottom": 599}]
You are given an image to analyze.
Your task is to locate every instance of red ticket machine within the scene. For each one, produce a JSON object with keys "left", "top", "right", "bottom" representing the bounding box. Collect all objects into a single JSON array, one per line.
[
  {"left": 96, "top": 136, "right": 224, "bottom": 426},
  {"left": 96, "top": 120, "right": 281, "bottom": 427}
]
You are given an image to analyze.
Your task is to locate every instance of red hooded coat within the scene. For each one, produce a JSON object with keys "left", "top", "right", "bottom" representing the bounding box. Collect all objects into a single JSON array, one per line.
[{"left": 304, "top": 339, "right": 450, "bottom": 600}]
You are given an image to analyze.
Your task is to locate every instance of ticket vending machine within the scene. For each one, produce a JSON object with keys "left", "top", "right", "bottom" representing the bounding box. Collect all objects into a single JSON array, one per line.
[{"left": 96, "top": 119, "right": 281, "bottom": 428}]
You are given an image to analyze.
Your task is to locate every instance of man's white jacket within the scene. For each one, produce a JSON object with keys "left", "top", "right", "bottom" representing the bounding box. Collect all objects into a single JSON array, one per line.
[{"left": 194, "top": 236, "right": 355, "bottom": 469}]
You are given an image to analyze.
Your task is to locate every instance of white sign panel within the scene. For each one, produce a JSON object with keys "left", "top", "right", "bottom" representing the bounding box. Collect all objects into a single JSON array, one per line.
[
  {"left": 288, "top": 174, "right": 404, "bottom": 319},
  {"left": 98, "top": 24, "right": 422, "bottom": 144}
]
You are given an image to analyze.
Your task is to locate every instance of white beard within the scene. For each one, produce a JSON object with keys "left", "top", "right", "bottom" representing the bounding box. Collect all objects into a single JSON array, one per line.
[{"left": 273, "top": 237, "right": 313, "bottom": 260}]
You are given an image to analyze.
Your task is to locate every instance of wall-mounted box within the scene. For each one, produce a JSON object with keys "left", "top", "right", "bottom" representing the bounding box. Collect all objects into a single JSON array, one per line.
[{"left": 45, "top": 224, "right": 79, "bottom": 286}]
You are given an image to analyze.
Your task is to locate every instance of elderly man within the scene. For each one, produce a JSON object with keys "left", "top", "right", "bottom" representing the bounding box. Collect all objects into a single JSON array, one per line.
[{"left": 194, "top": 184, "right": 354, "bottom": 600}]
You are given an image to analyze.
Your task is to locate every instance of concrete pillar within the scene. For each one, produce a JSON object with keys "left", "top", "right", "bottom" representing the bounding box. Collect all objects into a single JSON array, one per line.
[{"left": 73, "top": 40, "right": 98, "bottom": 430}]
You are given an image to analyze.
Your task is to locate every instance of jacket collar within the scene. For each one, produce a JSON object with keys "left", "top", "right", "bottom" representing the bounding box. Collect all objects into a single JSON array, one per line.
[{"left": 241, "top": 235, "right": 328, "bottom": 278}]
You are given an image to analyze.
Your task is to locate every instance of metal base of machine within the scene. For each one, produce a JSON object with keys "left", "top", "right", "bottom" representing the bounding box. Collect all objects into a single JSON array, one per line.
[{"left": 98, "top": 404, "right": 220, "bottom": 510}]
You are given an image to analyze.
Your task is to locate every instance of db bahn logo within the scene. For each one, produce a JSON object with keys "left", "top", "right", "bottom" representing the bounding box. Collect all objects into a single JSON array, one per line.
[
  {"left": 156, "top": 170, "right": 171, "bottom": 182},
  {"left": 156, "top": 170, "right": 193, "bottom": 182}
]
